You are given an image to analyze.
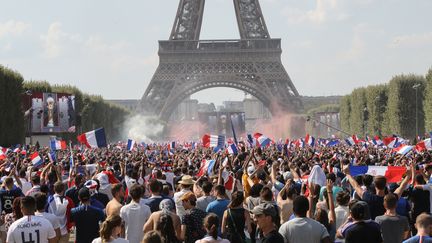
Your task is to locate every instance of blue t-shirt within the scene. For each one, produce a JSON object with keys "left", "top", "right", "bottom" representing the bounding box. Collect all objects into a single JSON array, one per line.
[
  {"left": 71, "top": 205, "right": 105, "bottom": 243},
  {"left": 403, "top": 235, "right": 432, "bottom": 243},
  {"left": 206, "top": 199, "right": 230, "bottom": 220}
]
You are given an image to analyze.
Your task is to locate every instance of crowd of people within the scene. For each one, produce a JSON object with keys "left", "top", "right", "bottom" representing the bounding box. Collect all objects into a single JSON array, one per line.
[{"left": 1, "top": 139, "right": 432, "bottom": 243}]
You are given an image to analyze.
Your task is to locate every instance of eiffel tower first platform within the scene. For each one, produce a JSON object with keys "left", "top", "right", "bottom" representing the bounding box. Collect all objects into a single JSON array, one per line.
[{"left": 139, "top": 0, "right": 303, "bottom": 121}]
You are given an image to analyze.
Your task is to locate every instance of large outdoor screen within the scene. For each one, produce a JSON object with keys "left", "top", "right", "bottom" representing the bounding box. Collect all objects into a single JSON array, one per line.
[{"left": 23, "top": 92, "right": 76, "bottom": 133}]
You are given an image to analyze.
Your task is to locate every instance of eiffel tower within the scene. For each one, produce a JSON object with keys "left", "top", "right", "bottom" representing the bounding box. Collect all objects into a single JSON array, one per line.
[{"left": 139, "top": 0, "right": 302, "bottom": 121}]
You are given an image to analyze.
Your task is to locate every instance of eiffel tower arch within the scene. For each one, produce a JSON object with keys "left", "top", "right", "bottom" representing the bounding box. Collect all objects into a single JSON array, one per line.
[{"left": 139, "top": 0, "right": 303, "bottom": 121}]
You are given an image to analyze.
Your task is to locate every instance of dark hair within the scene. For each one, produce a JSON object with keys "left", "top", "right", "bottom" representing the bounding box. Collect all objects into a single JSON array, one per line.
[
  {"left": 149, "top": 179, "right": 162, "bottom": 194},
  {"left": 111, "top": 183, "right": 123, "bottom": 196},
  {"left": 129, "top": 185, "right": 143, "bottom": 201},
  {"left": 34, "top": 193, "right": 48, "bottom": 211},
  {"left": 202, "top": 181, "right": 213, "bottom": 194},
  {"left": 250, "top": 184, "right": 264, "bottom": 198},
  {"left": 156, "top": 213, "right": 177, "bottom": 243},
  {"left": 12, "top": 197, "right": 23, "bottom": 218},
  {"left": 31, "top": 175, "right": 40, "bottom": 185},
  {"left": 142, "top": 230, "right": 163, "bottom": 243},
  {"left": 293, "top": 195, "right": 309, "bottom": 217},
  {"left": 374, "top": 176, "right": 387, "bottom": 190},
  {"left": 326, "top": 173, "right": 336, "bottom": 183},
  {"left": 20, "top": 196, "right": 36, "bottom": 212},
  {"left": 214, "top": 185, "right": 225, "bottom": 196},
  {"left": 384, "top": 193, "right": 398, "bottom": 209},
  {"left": 204, "top": 213, "right": 219, "bottom": 240},
  {"left": 315, "top": 208, "right": 330, "bottom": 232},
  {"left": 336, "top": 191, "right": 350, "bottom": 206},
  {"left": 228, "top": 191, "right": 244, "bottom": 208},
  {"left": 260, "top": 186, "right": 273, "bottom": 201},
  {"left": 415, "top": 174, "right": 426, "bottom": 185},
  {"left": 54, "top": 181, "right": 65, "bottom": 194}
]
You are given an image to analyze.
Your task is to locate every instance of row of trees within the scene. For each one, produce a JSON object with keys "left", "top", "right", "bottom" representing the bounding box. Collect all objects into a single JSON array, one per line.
[
  {"left": 0, "top": 65, "right": 130, "bottom": 146},
  {"left": 340, "top": 69, "right": 432, "bottom": 139}
]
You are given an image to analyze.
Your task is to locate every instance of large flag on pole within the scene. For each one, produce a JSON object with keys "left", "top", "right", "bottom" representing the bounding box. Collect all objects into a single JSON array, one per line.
[{"left": 77, "top": 128, "right": 107, "bottom": 148}]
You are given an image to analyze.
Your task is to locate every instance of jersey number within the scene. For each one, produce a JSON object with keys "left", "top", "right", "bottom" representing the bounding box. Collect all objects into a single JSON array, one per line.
[{"left": 21, "top": 230, "right": 40, "bottom": 243}]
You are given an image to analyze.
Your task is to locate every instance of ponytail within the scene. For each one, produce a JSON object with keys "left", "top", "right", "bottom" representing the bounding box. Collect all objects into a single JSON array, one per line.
[
  {"left": 99, "top": 215, "right": 122, "bottom": 243},
  {"left": 204, "top": 213, "right": 220, "bottom": 240}
]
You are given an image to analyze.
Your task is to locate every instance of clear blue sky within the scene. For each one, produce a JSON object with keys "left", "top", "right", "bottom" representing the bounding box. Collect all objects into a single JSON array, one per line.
[{"left": 1, "top": 0, "right": 431, "bottom": 105}]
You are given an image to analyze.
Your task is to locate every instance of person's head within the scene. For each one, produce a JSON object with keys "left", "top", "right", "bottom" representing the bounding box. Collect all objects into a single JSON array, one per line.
[
  {"left": 148, "top": 179, "right": 162, "bottom": 195},
  {"left": 178, "top": 175, "right": 194, "bottom": 189},
  {"left": 142, "top": 230, "right": 163, "bottom": 243},
  {"left": 20, "top": 196, "right": 36, "bottom": 215},
  {"left": 34, "top": 193, "right": 48, "bottom": 211},
  {"left": 159, "top": 199, "right": 175, "bottom": 213},
  {"left": 78, "top": 187, "right": 91, "bottom": 203},
  {"left": 202, "top": 181, "right": 213, "bottom": 195},
  {"left": 363, "top": 174, "right": 373, "bottom": 187},
  {"left": 31, "top": 174, "right": 40, "bottom": 185},
  {"left": 383, "top": 193, "right": 398, "bottom": 210},
  {"left": 156, "top": 213, "right": 177, "bottom": 242},
  {"left": 260, "top": 186, "right": 273, "bottom": 202},
  {"left": 111, "top": 183, "right": 124, "bottom": 200},
  {"left": 3, "top": 177, "right": 14, "bottom": 190},
  {"left": 350, "top": 201, "right": 368, "bottom": 221},
  {"left": 250, "top": 184, "right": 264, "bottom": 198},
  {"left": 203, "top": 213, "right": 220, "bottom": 240},
  {"left": 54, "top": 181, "right": 65, "bottom": 195},
  {"left": 314, "top": 207, "right": 330, "bottom": 230},
  {"left": 75, "top": 173, "right": 85, "bottom": 188},
  {"left": 100, "top": 215, "right": 122, "bottom": 242},
  {"left": 228, "top": 191, "right": 244, "bottom": 208},
  {"left": 415, "top": 174, "right": 426, "bottom": 185},
  {"left": 326, "top": 173, "right": 336, "bottom": 183},
  {"left": 214, "top": 185, "right": 226, "bottom": 198},
  {"left": 129, "top": 184, "right": 143, "bottom": 202},
  {"left": 293, "top": 195, "right": 309, "bottom": 217},
  {"left": 19, "top": 168, "right": 26, "bottom": 178},
  {"left": 336, "top": 191, "right": 350, "bottom": 206},
  {"left": 12, "top": 197, "right": 23, "bottom": 218},
  {"left": 252, "top": 203, "right": 277, "bottom": 230},
  {"left": 181, "top": 192, "right": 197, "bottom": 210},
  {"left": 374, "top": 175, "right": 387, "bottom": 191},
  {"left": 415, "top": 213, "right": 432, "bottom": 234}
]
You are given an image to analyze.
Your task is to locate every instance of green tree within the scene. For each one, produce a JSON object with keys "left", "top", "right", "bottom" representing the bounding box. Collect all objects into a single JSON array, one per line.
[
  {"left": 365, "top": 84, "right": 388, "bottom": 136},
  {"left": 386, "top": 74, "right": 425, "bottom": 138},
  {"left": 424, "top": 68, "right": 432, "bottom": 131},
  {"left": 340, "top": 95, "right": 351, "bottom": 133},
  {"left": 349, "top": 88, "right": 368, "bottom": 137}
]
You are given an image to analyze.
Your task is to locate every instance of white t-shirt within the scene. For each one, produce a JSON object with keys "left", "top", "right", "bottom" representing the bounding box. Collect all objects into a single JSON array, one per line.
[
  {"left": 173, "top": 189, "right": 191, "bottom": 219},
  {"left": 195, "top": 236, "right": 230, "bottom": 243},
  {"left": 119, "top": 199, "right": 151, "bottom": 243},
  {"left": 7, "top": 215, "right": 56, "bottom": 243},
  {"left": 18, "top": 178, "right": 32, "bottom": 195},
  {"left": 92, "top": 237, "right": 129, "bottom": 243},
  {"left": 278, "top": 217, "right": 329, "bottom": 243},
  {"left": 35, "top": 212, "right": 61, "bottom": 230}
]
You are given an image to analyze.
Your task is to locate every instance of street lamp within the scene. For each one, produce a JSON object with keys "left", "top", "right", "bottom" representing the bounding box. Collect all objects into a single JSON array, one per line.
[
  {"left": 413, "top": 84, "right": 421, "bottom": 138},
  {"left": 22, "top": 90, "right": 33, "bottom": 145}
]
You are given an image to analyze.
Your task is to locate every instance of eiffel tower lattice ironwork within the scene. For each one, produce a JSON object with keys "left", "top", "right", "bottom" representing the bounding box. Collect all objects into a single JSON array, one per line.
[{"left": 139, "top": 0, "right": 302, "bottom": 120}]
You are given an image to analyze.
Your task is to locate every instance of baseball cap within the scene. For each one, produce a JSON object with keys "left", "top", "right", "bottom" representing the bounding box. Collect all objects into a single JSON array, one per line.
[{"left": 251, "top": 203, "right": 277, "bottom": 217}]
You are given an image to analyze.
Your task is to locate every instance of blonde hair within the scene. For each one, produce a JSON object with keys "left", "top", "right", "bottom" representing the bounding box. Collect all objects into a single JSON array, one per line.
[{"left": 99, "top": 215, "right": 122, "bottom": 243}]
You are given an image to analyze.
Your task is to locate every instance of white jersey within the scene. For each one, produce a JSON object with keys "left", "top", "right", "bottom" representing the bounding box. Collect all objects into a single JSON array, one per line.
[
  {"left": 120, "top": 199, "right": 151, "bottom": 243},
  {"left": 35, "top": 212, "right": 61, "bottom": 230},
  {"left": 92, "top": 237, "right": 129, "bottom": 243},
  {"left": 6, "top": 215, "right": 56, "bottom": 243}
]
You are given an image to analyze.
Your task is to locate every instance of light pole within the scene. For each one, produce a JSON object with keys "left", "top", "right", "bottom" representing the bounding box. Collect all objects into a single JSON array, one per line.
[
  {"left": 413, "top": 84, "right": 421, "bottom": 138},
  {"left": 23, "top": 90, "right": 33, "bottom": 145}
]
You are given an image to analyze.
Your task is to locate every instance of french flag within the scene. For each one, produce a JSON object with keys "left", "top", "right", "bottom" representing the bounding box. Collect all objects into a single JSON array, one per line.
[
  {"left": 345, "top": 135, "right": 359, "bottom": 146},
  {"left": 227, "top": 143, "right": 238, "bottom": 155},
  {"left": 202, "top": 134, "right": 225, "bottom": 148},
  {"left": 394, "top": 144, "right": 414, "bottom": 155},
  {"left": 304, "top": 134, "right": 315, "bottom": 147},
  {"left": 77, "top": 128, "right": 107, "bottom": 148},
  {"left": 254, "top": 133, "right": 271, "bottom": 147},
  {"left": 416, "top": 138, "right": 432, "bottom": 152},
  {"left": 30, "top": 152, "right": 44, "bottom": 168},
  {"left": 196, "top": 159, "right": 216, "bottom": 177},
  {"left": 50, "top": 139, "right": 67, "bottom": 151},
  {"left": 372, "top": 136, "right": 384, "bottom": 146},
  {"left": 0, "top": 149, "right": 6, "bottom": 160},
  {"left": 168, "top": 141, "right": 176, "bottom": 151},
  {"left": 247, "top": 134, "right": 256, "bottom": 147},
  {"left": 13, "top": 145, "right": 20, "bottom": 153},
  {"left": 383, "top": 136, "right": 399, "bottom": 148},
  {"left": 350, "top": 165, "right": 407, "bottom": 183},
  {"left": 20, "top": 147, "right": 27, "bottom": 155},
  {"left": 126, "top": 139, "right": 135, "bottom": 151}
]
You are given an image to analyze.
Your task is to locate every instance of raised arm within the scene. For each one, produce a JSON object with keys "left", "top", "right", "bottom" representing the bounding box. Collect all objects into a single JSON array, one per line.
[
  {"left": 342, "top": 164, "right": 364, "bottom": 198},
  {"left": 326, "top": 179, "right": 336, "bottom": 225}
]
